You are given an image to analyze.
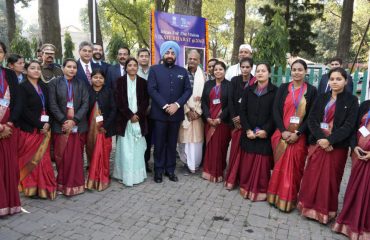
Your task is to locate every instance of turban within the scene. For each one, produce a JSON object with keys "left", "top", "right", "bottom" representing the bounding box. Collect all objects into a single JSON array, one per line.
[
  {"left": 160, "top": 41, "right": 180, "bottom": 58},
  {"left": 239, "top": 44, "right": 253, "bottom": 53}
]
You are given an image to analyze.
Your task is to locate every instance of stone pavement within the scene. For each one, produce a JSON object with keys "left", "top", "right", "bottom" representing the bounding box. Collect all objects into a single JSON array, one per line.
[{"left": 1, "top": 145, "right": 350, "bottom": 240}]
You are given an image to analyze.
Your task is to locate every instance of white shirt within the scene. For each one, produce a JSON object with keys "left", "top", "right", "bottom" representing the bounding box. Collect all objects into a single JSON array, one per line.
[
  {"left": 120, "top": 64, "right": 125, "bottom": 76},
  {"left": 225, "top": 63, "right": 256, "bottom": 81}
]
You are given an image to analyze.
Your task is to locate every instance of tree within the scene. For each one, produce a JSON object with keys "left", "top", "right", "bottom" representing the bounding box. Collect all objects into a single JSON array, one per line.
[
  {"left": 5, "top": 0, "right": 31, "bottom": 44},
  {"left": 174, "top": 0, "right": 202, "bottom": 16},
  {"left": 106, "top": 33, "right": 128, "bottom": 62},
  {"left": 63, "top": 31, "right": 75, "bottom": 59},
  {"left": 88, "top": 0, "right": 103, "bottom": 46},
  {"left": 230, "top": 0, "right": 246, "bottom": 64},
  {"left": 254, "top": 13, "right": 289, "bottom": 68},
  {"left": 259, "top": 0, "right": 324, "bottom": 56},
  {"left": 10, "top": 29, "right": 32, "bottom": 58},
  {"left": 155, "top": 0, "right": 171, "bottom": 12},
  {"left": 38, "top": 0, "right": 62, "bottom": 58},
  {"left": 337, "top": 0, "right": 354, "bottom": 66}
]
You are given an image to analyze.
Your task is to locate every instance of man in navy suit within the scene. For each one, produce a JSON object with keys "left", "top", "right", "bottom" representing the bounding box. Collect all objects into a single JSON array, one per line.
[
  {"left": 76, "top": 41, "right": 100, "bottom": 86},
  {"left": 106, "top": 47, "right": 130, "bottom": 89},
  {"left": 92, "top": 43, "right": 110, "bottom": 75},
  {"left": 148, "top": 41, "right": 192, "bottom": 183}
]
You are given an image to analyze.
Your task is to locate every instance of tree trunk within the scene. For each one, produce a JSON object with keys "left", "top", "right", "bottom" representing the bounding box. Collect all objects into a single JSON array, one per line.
[
  {"left": 38, "top": 0, "right": 62, "bottom": 59},
  {"left": 88, "top": 0, "right": 103, "bottom": 46},
  {"left": 174, "top": 0, "right": 202, "bottom": 16},
  {"left": 337, "top": 0, "right": 354, "bottom": 66},
  {"left": 155, "top": 0, "right": 170, "bottom": 12},
  {"left": 231, "top": 0, "right": 246, "bottom": 64},
  {"left": 5, "top": 0, "right": 15, "bottom": 43}
]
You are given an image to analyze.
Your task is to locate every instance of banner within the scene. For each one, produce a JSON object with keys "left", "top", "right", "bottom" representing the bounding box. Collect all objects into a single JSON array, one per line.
[{"left": 151, "top": 10, "right": 209, "bottom": 70}]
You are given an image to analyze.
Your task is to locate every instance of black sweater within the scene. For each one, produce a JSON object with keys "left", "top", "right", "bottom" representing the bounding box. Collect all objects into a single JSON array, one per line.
[
  {"left": 1, "top": 68, "right": 20, "bottom": 123},
  {"left": 307, "top": 91, "right": 358, "bottom": 148},
  {"left": 240, "top": 82, "right": 278, "bottom": 155},
  {"left": 229, "top": 75, "right": 253, "bottom": 119},
  {"left": 351, "top": 100, "right": 370, "bottom": 148},
  {"left": 273, "top": 82, "right": 317, "bottom": 135}
]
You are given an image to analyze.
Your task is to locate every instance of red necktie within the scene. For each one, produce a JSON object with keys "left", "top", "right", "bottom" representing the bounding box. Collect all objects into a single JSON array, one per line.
[{"left": 85, "top": 64, "right": 91, "bottom": 84}]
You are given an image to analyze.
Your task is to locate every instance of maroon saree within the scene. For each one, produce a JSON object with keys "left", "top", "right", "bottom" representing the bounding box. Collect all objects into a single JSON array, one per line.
[{"left": 224, "top": 128, "right": 243, "bottom": 189}]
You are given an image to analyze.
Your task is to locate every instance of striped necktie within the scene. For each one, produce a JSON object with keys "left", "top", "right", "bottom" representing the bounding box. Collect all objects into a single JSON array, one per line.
[{"left": 85, "top": 64, "right": 91, "bottom": 84}]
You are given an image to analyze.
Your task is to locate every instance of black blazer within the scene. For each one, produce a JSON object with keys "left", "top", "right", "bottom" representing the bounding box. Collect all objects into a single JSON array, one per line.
[
  {"left": 240, "top": 82, "right": 277, "bottom": 155},
  {"left": 88, "top": 86, "right": 116, "bottom": 137},
  {"left": 307, "top": 91, "right": 359, "bottom": 148},
  {"left": 201, "top": 79, "right": 231, "bottom": 124},
  {"left": 1, "top": 68, "right": 20, "bottom": 123},
  {"left": 17, "top": 80, "right": 50, "bottom": 132},
  {"left": 48, "top": 76, "right": 89, "bottom": 133},
  {"left": 115, "top": 74, "right": 149, "bottom": 137},
  {"left": 273, "top": 82, "right": 317, "bottom": 135},
  {"left": 229, "top": 75, "right": 253, "bottom": 119},
  {"left": 351, "top": 100, "right": 370, "bottom": 148}
]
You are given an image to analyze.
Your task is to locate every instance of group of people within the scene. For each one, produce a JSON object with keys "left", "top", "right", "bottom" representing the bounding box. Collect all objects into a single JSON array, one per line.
[{"left": 0, "top": 39, "right": 368, "bottom": 240}]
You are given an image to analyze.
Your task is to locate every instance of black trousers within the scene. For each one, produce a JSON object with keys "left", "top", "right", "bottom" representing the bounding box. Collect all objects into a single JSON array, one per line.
[{"left": 144, "top": 119, "right": 153, "bottom": 163}]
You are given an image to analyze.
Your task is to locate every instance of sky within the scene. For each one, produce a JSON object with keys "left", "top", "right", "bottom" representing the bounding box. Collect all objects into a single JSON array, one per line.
[{"left": 15, "top": 0, "right": 87, "bottom": 30}]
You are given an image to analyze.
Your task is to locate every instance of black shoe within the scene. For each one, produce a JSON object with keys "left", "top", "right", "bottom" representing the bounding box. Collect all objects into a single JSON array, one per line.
[
  {"left": 154, "top": 173, "right": 162, "bottom": 183},
  {"left": 167, "top": 173, "right": 178, "bottom": 182},
  {"left": 145, "top": 163, "right": 152, "bottom": 173}
]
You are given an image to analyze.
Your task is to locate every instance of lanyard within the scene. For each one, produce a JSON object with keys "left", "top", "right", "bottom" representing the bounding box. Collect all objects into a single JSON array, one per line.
[
  {"left": 214, "top": 85, "right": 220, "bottom": 98},
  {"left": 0, "top": 69, "right": 4, "bottom": 96},
  {"left": 325, "top": 82, "right": 331, "bottom": 93},
  {"left": 257, "top": 87, "right": 266, "bottom": 96},
  {"left": 243, "top": 80, "right": 249, "bottom": 89},
  {"left": 323, "top": 99, "right": 336, "bottom": 123},
  {"left": 34, "top": 84, "right": 46, "bottom": 111},
  {"left": 364, "top": 110, "right": 370, "bottom": 127},
  {"left": 292, "top": 83, "right": 304, "bottom": 115},
  {"left": 65, "top": 78, "right": 73, "bottom": 101}
]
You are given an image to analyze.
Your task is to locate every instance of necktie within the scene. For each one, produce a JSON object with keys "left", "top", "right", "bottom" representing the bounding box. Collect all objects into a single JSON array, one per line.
[
  {"left": 85, "top": 64, "right": 91, "bottom": 84},
  {"left": 122, "top": 67, "right": 125, "bottom": 76}
]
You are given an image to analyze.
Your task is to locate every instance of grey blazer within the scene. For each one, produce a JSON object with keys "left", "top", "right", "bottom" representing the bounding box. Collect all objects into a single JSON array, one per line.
[{"left": 48, "top": 76, "right": 89, "bottom": 133}]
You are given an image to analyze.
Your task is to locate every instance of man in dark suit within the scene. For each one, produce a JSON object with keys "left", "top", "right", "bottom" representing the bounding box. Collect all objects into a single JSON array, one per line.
[
  {"left": 76, "top": 41, "right": 100, "bottom": 86},
  {"left": 106, "top": 47, "right": 130, "bottom": 89},
  {"left": 92, "top": 43, "right": 110, "bottom": 75},
  {"left": 148, "top": 41, "right": 192, "bottom": 183},
  {"left": 318, "top": 57, "right": 354, "bottom": 95}
]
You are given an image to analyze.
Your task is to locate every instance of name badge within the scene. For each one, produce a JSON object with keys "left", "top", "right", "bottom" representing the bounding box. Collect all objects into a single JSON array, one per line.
[
  {"left": 72, "top": 126, "right": 78, "bottom": 133},
  {"left": 0, "top": 98, "right": 10, "bottom": 107},
  {"left": 40, "top": 115, "right": 49, "bottom": 123},
  {"left": 238, "top": 98, "right": 242, "bottom": 103},
  {"left": 290, "top": 116, "right": 300, "bottom": 124},
  {"left": 359, "top": 126, "right": 370, "bottom": 137},
  {"left": 213, "top": 98, "right": 221, "bottom": 105},
  {"left": 96, "top": 115, "right": 103, "bottom": 123},
  {"left": 67, "top": 101, "right": 74, "bottom": 109},
  {"left": 320, "top": 122, "right": 329, "bottom": 130}
]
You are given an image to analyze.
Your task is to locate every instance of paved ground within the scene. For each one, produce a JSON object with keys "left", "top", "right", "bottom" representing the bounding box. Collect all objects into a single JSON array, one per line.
[{"left": 1, "top": 143, "right": 350, "bottom": 240}]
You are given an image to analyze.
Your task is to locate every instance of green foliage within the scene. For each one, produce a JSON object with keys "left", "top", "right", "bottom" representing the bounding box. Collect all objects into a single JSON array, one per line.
[
  {"left": 106, "top": 33, "right": 128, "bottom": 62},
  {"left": 10, "top": 30, "right": 32, "bottom": 58},
  {"left": 63, "top": 31, "right": 75, "bottom": 59},
  {"left": 259, "top": 0, "right": 324, "bottom": 56},
  {"left": 254, "top": 13, "right": 289, "bottom": 68}
]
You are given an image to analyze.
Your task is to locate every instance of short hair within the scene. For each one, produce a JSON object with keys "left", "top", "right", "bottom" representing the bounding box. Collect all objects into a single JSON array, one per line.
[
  {"left": 328, "top": 67, "right": 347, "bottom": 80},
  {"left": 214, "top": 61, "right": 227, "bottom": 71},
  {"left": 91, "top": 68, "right": 106, "bottom": 79},
  {"left": 137, "top": 48, "right": 150, "bottom": 57},
  {"left": 208, "top": 58, "right": 217, "bottom": 64},
  {"left": 0, "top": 41, "right": 7, "bottom": 54},
  {"left": 25, "top": 60, "right": 41, "bottom": 70},
  {"left": 41, "top": 43, "right": 56, "bottom": 52},
  {"left": 62, "top": 58, "right": 77, "bottom": 67},
  {"left": 124, "top": 57, "right": 138, "bottom": 71},
  {"left": 239, "top": 57, "right": 253, "bottom": 67},
  {"left": 256, "top": 63, "right": 271, "bottom": 73},
  {"left": 329, "top": 57, "right": 343, "bottom": 65},
  {"left": 291, "top": 59, "right": 307, "bottom": 70},
  {"left": 118, "top": 46, "right": 130, "bottom": 56},
  {"left": 79, "top": 41, "right": 93, "bottom": 51},
  {"left": 7, "top": 54, "right": 23, "bottom": 66}
]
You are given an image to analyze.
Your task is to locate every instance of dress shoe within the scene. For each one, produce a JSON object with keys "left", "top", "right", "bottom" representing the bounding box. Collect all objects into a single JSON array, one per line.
[
  {"left": 154, "top": 173, "right": 162, "bottom": 183},
  {"left": 166, "top": 173, "right": 178, "bottom": 182}
]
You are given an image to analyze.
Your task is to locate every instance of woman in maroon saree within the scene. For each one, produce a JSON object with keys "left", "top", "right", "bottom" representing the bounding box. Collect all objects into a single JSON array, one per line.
[
  {"left": 267, "top": 60, "right": 317, "bottom": 212},
  {"left": 201, "top": 61, "right": 231, "bottom": 182},
  {"left": 17, "top": 60, "right": 57, "bottom": 200},
  {"left": 0, "top": 41, "right": 21, "bottom": 216},
  {"left": 48, "top": 59, "right": 89, "bottom": 196},
  {"left": 333, "top": 100, "right": 370, "bottom": 239},
  {"left": 86, "top": 69, "right": 116, "bottom": 191},
  {"left": 224, "top": 57, "right": 255, "bottom": 190},
  {"left": 239, "top": 63, "right": 277, "bottom": 201},
  {"left": 298, "top": 67, "right": 358, "bottom": 224}
]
